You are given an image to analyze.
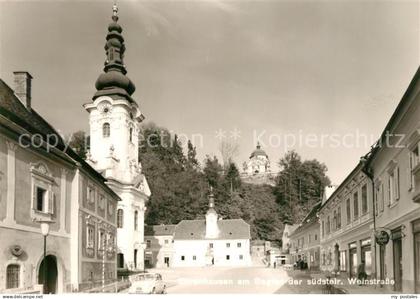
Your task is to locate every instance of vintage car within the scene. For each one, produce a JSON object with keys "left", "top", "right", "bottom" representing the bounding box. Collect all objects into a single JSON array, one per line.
[{"left": 128, "top": 273, "right": 166, "bottom": 294}]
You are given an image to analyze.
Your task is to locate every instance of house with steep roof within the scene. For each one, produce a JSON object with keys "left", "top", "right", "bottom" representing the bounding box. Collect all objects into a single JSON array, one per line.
[
  {"left": 0, "top": 72, "right": 121, "bottom": 293},
  {"left": 144, "top": 225, "right": 176, "bottom": 268}
]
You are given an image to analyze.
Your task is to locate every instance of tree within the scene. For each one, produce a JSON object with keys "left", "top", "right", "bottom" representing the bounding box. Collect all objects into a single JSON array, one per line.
[
  {"left": 274, "top": 150, "right": 330, "bottom": 223},
  {"left": 187, "top": 140, "right": 199, "bottom": 168},
  {"left": 219, "top": 139, "right": 239, "bottom": 169},
  {"left": 68, "top": 131, "right": 88, "bottom": 159}
]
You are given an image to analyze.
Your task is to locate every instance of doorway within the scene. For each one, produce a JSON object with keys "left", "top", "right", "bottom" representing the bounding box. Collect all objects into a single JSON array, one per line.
[
  {"left": 134, "top": 249, "right": 138, "bottom": 269},
  {"left": 393, "top": 233, "right": 403, "bottom": 292},
  {"left": 38, "top": 255, "right": 58, "bottom": 294},
  {"left": 349, "top": 248, "right": 357, "bottom": 278}
]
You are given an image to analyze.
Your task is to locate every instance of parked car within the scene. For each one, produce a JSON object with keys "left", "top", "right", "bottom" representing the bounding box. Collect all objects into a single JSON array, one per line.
[{"left": 128, "top": 273, "right": 166, "bottom": 294}]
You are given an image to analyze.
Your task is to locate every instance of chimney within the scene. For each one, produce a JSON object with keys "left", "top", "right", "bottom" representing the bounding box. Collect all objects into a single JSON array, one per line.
[{"left": 13, "top": 71, "right": 33, "bottom": 109}]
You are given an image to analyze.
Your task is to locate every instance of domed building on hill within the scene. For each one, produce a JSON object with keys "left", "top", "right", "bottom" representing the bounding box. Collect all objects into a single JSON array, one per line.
[{"left": 241, "top": 143, "right": 275, "bottom": 185}]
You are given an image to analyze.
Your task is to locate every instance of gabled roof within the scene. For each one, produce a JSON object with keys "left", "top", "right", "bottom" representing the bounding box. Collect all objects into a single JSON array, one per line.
[
  {"left": 289, "top": 201, "right": 321, "bottom": 237},
  {"left": 0, "top": 79, "right": 120, "bottom": 201},
  {"left": 144, "top": 225, "right": 177, "bottom": 236},
  {"left": 173, "top": 219, "right": 251, "bottom": 240}
]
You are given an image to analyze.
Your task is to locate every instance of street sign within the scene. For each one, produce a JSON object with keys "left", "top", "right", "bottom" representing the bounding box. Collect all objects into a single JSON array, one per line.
[{"left": 375, "top": 230, "right": 390, "bottom": 245}]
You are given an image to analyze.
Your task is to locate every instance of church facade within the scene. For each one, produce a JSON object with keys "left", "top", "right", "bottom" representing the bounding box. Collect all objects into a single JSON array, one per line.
[
  {"left": 241, "top": 143, "right": 275, "bottom": 185},
  {"left": 84, "top": 4, "right": 151, "bottom": 272}
]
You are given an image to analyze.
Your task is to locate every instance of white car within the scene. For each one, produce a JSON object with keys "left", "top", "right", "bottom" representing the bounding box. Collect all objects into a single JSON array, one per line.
[{"left": 128, "top": 273, "right": 166, "bottom": 294}]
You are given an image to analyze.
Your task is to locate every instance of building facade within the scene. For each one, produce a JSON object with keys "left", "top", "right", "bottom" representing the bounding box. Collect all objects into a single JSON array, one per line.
[
  {"left": 289, "top": 203, "right": 321, "bottom": 270},
  {"left": 0, "top": 73, "right": 119, "bottom": 293},
  {"left": 241, "top": 143, "right": 275, "bottom": 185},
  {"left": 366, "top": 66, "right": 420, "bottom": 293},
  {"left": 171, "top": 191, "right": 251, "bottom": 267},
  {"left": 144, "top": 225, "right": 176, "bottom": 268},
  {"left": 84, "top": 4, "right": 151, "bottom": 272},
  {"left": 318, "top": 164, "right": 374, "bottom": 278}
]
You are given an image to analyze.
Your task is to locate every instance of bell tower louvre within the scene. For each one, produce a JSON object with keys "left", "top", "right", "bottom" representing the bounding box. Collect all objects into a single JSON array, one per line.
[{"left": 84, "top": 3, "right": 150, "bottom": 272}]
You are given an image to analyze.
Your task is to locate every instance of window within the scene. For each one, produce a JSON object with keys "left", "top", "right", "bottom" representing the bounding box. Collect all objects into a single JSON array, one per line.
[
  {"left": 99, "top": 194, "right": 105, "bottom": 210},
  {"left": 353, "top": 192, "right": 359, "bottom": 219},
  {"left": 146, "top": 240, "right": 151, "bottom": 249},
  {"left": 346, "top": 198, "right": 351, "bottom": 224},
  {"left": 237, "top": 242, "right": 241, "bottom": 248},
  {"left": 36, "top": 187, "right": 47, "bottom": 212},
  {"left": 193, "top": 256, "right": 196, "bottom": 261},
  {"left": 361, "top": 184, "right": 368, "bottom": 214},
  {"left": 6, "top": 264, "right": 20, "bottom": 289},
  {"left": 239, "top": 255, "right": 243, "bottom": 260},
  {"left": 314, "top": 234, "right": 318, "bottom": 241},
  {"left": 134, "top": 210, "right": 138, "bottom": 231},
  {"left": 226, "top": 243, "right": 230, "bottom": 248},
  {"left": 379, "top": 183, "right": 385, "bottom": 212},
  {"left": 98, "top": 230, "right": 105, "bottom": 250},
  {"left": 181, "top": 256, "right": 185, "bottom": 261},
  {"left": 129, "top": 128, "right": 133, "bottom": 142},
  {"left": 117, "top": 209, "right": 123, "bottom": 228},
  {"left": 409, "top": 146, "right": 419, "bottom": 190},
  {"left": 103, "top": 123, "right": 110, "bottom": 138},
  {"left": 226, "top": 255, "right": 230, "bottom": 260},
  {"left": 321, "top": 221, "right": 324, "bottom": 238},
  {"left": 164, "top": 239, "right": 169, "bottom": 244},
  {"left": 389, "top": 167, "right": 400, "bottom": 205},
  {"left": 87, "top": 225, "right": 95, "bottom": 249},
  {"left": 337, "top": 207, "right": 342, "bottom": 229},
  {"left": 117, "top": 253, "right": 124, "bottom": 268},
  {"left": 209, "top": 243, "right": 213, "bottom": 248},
  {"left": 326, "top": 216, "right": 330, "bottom": 234},
  {"left": 87, "top": 186, "right": 95, "bottom": 204},
  {"left": 333, "top": 210, "right": 337, "bottom": 231}
]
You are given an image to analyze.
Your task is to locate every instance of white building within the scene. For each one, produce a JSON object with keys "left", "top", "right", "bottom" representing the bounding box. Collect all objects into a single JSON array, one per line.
[
  {"left": 84, "top": 4, "right": 150, "bottom": 271},
  {"left": 243, "top": 143, "right": 271, "bottom": 176},
  {"left": 171, "top": 191, "right": 251, "bottom": 267},
  {"left": 144, "top": 225, "right": 176, "bottom": 268}
]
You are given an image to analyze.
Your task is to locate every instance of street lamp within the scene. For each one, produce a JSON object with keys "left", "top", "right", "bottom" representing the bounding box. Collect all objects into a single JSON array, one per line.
[{"left": 35, "top": 219, "right": 54, "bottom": 294}]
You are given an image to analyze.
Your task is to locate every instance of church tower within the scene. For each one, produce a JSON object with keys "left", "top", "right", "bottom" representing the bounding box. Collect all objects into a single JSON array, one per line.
[
  {"left": 84, "top": 4, "right": 150, "bottom": 271},
  {"left": 205, "top": 188, "right": 219, "bottom": 239}
]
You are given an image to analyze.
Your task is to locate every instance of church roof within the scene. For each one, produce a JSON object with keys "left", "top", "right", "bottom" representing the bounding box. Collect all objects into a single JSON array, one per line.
[
  {"left": 93, "top": 4, "right": 136, "bottom": 103},
  {"left": 250, "top": 143, "right": 268, "bottom": 159},
  {"left": 173, "top": 219, "right": 251, "bottom": 240},
  {"left": 145, "top": 224, "right": 177, "bottom": 236}
]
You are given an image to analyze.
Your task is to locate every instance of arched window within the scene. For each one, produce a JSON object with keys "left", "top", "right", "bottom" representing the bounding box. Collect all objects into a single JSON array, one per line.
[
  {"left": 134, "top": 210, "right": 138, "bottom": 231},
  {"left": 117, "top": 209, "right": 123, "bottom": 228},
  {"left": 6, "top": 264, "right": 20, "bottom": 289},
  {"left": 129, "top": 128, "right": 133, "bottom": 142},
  {"left": 333, "top": 210, "right": 337, "bottom": 231},
  {"left": 103, "top": 123, "right": 110, "bottom": 138}
]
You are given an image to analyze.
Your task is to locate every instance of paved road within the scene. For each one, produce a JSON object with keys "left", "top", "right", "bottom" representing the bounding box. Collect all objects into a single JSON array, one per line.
[{"left": 148, "top": 266, "right": 289, "bottom": 294}]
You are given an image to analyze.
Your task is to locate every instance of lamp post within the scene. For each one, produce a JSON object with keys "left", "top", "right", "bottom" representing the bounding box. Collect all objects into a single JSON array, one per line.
[{"left": 35, "top": 219, "right": 54, "bottom": 294}]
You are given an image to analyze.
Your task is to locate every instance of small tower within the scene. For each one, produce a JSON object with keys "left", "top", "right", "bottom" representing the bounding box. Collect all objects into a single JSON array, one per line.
[
  {"left": 205, "top": 187, "right": 219, "bottom": 239},
  {"left": 84, "top": 3, "right": 150, "bottom": 271}
]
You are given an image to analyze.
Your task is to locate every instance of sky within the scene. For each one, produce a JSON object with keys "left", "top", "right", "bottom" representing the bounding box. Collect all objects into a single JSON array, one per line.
[{"left": 0, "top": 0, "right": 419, "bottom": 185}]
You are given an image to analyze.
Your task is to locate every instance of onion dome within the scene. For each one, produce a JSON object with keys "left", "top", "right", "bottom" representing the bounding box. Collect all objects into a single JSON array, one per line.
[
  {"left": 250, "top": 142, "right": 268, "bottom": 159},
  {"left": 93, "top": 3, "right": 136, "bottom": 102}
]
